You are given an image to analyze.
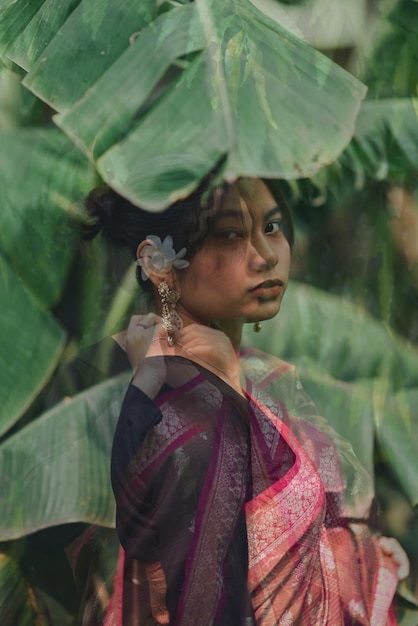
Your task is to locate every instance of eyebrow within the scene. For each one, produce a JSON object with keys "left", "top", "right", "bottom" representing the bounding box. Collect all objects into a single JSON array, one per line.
[
  {"left": 265, "top": 206, "right": 282, "bottom": 219},
  {"left": 212, "top": 206, "right": 282, "bottom": 223}
]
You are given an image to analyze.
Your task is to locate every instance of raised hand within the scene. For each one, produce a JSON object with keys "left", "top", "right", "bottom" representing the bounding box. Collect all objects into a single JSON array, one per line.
[
  {"left": 123, "top": 313, "right": 163, "bottom": 371},
  {"left": 378, "top": 536, "right": 410, "bottom": 581},
  {"left": 124, "top": 313, "right": 167, "bottom": 399}
]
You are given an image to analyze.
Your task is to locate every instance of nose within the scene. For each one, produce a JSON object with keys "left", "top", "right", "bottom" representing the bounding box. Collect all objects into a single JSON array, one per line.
[{"left": 249, "top": 235, "right": 278, "bottom": 271}]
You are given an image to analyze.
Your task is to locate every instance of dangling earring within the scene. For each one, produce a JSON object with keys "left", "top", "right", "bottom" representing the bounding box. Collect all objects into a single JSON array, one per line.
[
  {"left": 158, "top": 280, "right": 182, "bottom": 346},
  {"left": 253, "top": 322, "right": 262, "bottom": 333}
]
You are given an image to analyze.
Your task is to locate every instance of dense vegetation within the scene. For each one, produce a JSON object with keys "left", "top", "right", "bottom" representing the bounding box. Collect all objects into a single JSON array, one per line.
[{"left": 0, "top": 0, "right": 417, "bottom": 623}]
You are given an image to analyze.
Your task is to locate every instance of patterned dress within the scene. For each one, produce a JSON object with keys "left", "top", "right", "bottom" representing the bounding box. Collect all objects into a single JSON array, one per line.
[{"left": 109, "top": 351, "right": 400, "bottom": 625}]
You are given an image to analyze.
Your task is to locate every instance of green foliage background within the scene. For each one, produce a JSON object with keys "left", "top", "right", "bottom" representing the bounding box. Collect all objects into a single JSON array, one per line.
[{"left": 0, "top": 0, "right": 418, "bottom": 624}]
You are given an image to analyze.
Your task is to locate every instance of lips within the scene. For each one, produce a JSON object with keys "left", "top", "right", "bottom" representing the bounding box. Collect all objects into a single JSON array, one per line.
[{"left": 249, "top": 279, "right": 284, "bottom": 296}]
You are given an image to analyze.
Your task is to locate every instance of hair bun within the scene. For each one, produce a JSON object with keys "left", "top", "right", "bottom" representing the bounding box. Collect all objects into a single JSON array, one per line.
[{"left": 83, "top": 185, "right": 119, "bottom": 241}]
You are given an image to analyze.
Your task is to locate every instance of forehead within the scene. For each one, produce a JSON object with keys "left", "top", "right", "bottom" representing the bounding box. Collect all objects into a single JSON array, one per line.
[{"left": 220, "top": 179, "right": 277, "bottom": 216}]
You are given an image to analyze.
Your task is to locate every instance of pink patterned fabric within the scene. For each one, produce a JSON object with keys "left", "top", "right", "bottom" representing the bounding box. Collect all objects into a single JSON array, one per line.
[{"left": 109, "top": 352, "right": 400, "bottom": 625}]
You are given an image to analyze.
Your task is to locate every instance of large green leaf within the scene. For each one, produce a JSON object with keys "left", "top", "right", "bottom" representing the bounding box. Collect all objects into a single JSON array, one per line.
[
  {"left": 0, "top": 128, "right": 95, "bottom": 308},
  {"left": 54, "top": 2, "right": 206, "bottom": 161},
  {"left": 0, "top": 373, "right": 129, "bottom": 540},
  {"left": 303, "top": 96, "right": 418, "bottom": 203},
  {"left": 299, "top": 367, "right": 418, "bottom": 509},
  {"left": 0, "top": 0, "right": 366, "bottom": 209},
  {"left": 295, "top": 365, "right": 375, "bottom": 478},
  {"left": 82, "top": 0, "right": 367, "bottom": 209},
  {"left": 0, "top": 254, "right": 65, "bottom": 437},
  {"left": 361, "top": 0, "right": 418, "bottom": 98},
  {"left": 376, "top": 387, "right": 418, "bottom": 509},
  {"left": 245, "top": 281, "right": 418, "bottom": 507},
  {"left": 0, "top": 548, "right": 34, "bottom": 626},
  {"left": 0, "top": 0, "right": 45, "bottom": 60},
  {"left": 20, "top": 0, "right": 156, "bottom": 107},
  {"left": 244, "top": 281, "right": 418, "bottom": 388},
  {"left": 5, "top": 0, "right": 81, "bottom": 72},
  {"left": 340, "top": 98, "right": 418, "bottom": 182}
]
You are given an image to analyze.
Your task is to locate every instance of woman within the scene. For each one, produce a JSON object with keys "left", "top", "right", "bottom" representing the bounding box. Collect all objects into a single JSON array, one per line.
[{"left": 86, "top": 178, "right": 408, "bottom": 625}]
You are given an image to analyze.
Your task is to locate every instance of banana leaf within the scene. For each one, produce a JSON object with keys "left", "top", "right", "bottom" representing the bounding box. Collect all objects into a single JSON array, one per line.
[
  {"left": 5, "top": 0, "right": 82, "bottom": 72},
  {"left": 0, "top": 373, "right": 129, "bottom": 540},
  {"left": 376, "top": 387, "right": 418, "bottom": 510},
  {"left": 293, "top": 364, "right": 375, "bottom": 477},
  {"left": 0, "top": 547, "right": 34, "bottom": 626},
  {"left": 245, "top": 282, "right": 418, "bottom": 508},
  {"left": 244, "top": 281, "right": 418, "bottom": 388},
  {"left": 0, "top": 254, "right": 65, "bottom": 437},
  {"left": 0, "top": 0, "right": 45, "bottom": 61},
  {"left": 0, "top": 128, "right": 94, "bottom": 436},
  {"left": 298, "top": 366, "right": 418, "bottom": 509},
  {"left": 0, "top": 128, "right": 94, "bottom": 307},
  {"left": 340, "top": 98, "right": 418, "bottom": 182},
  {"left": 0, "top": 0, "right": 366, "bottom": 209},
  {"left": 361, "top": 0, "right": 418, "bottom": 99}
]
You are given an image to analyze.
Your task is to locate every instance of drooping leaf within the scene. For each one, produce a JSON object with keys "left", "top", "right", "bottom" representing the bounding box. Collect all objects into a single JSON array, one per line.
[
  {"left": 6, "top": 0, "right": 81, "bottom": 72},
  {"left": 20, "top": 0, "right": 156, "bottom": 109},
  {"left": 245, "top": 281, "right": 418, "bottom": 388},
  {"left": 300, "top": 368, "right": 418, "bottom": 509},
  {"left": 0, "top": 128, "right": 95, "bottom": 308},
  {"left": 0, "top": 373, "right": 129, "bottom": 540},
  {"left": 246, "top": 281, "right": 418, "bottom": 508},
  {"left": 53, "top": 3, "right": 205, "bottom": 161},
  {"left": 0, "top": 68, "right": 23, "bottom": 129},
  {"left": 294, "top": 364, "right": 375, "bottom": 478},
  {"left": 94, "top": 0, "right": 367, "bottom": 209},
  {"left": 0, "top": 0, "right": 46, "bottom": 61},
  {"left": 376, "top": 387, "right": 418, "bottom": 509},
  {"left": 0, "top": 254, "right": 65, "bottom": 437},
  {"left": 340, "top": 98, "right": 418, "bottom": 182},
  {"left": 361, "top": 0, "right": 418, "bottom": 98},
  {"left": 251, "top": 0, "right": 369, "bottom": 50},
  {"left": 0, "top": 547, "right": 35, "bottom": 626},
  {"left": 0, "top": 0, "right": 366, "bottom": 209}
]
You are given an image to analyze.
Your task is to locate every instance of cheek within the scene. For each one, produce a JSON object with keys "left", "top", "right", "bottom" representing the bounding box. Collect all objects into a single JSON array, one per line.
[
  {"left": 188, "top": 252, "right": 233, "bottom": 287},
  {"left": 282, "top": 242, "right": 291, "bottom": 271},
  {"left": 179, "top": 258, "right": 218, "bottom": 294}
]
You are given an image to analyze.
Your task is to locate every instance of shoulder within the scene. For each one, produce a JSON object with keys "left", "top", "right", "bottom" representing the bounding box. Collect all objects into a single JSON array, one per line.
[{"left": 240, "top": 347, "right": 296, "bottom": 377}]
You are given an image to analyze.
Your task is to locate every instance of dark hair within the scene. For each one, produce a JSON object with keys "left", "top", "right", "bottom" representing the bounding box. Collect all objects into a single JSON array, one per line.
[{"left": 84, "top": 177, "right": 294, "bottom": 295}]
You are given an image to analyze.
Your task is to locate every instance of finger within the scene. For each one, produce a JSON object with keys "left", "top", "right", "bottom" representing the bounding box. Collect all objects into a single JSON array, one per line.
[
  {"left": 125, "top": 316, "right": 158, "bottom": 351},
  {"left": 398, "top": 558, "right": 410, "bottom": 580},
  {"left": 138, "top": 312, "right": 159, "bottom": 329},
  {"left": 378, "top": 537, "right": 398, "bottom": 555},
  {"left": 379, "top": 537, "right": 410, "bottom": 579},
  {"left": 126, "top": 314, "right": 145, "bottom": 335}
]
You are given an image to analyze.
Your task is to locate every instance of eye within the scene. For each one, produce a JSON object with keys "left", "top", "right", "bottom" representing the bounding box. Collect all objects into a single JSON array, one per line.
[
  {"left": 265, "top": 219, "right": 283, "bottom": 234},
  {"left": 216, "top": 229, "right": 243, "bottom": 240}
]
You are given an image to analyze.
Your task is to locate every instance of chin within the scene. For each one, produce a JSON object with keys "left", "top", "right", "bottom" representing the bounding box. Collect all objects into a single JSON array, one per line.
[{"left": 247, "top": 302, "right": 283, "bottom": 323}]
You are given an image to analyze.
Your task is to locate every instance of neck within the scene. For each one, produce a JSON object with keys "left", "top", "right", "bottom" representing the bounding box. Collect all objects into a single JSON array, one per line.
[
  {"left": 178, "top": 311, "right": 243, "bottom": 352},
  {"left": 213, "top": 319, "right": 243, "bottom": 352},
  {"left": 153, "top": 294, "right": 244, "bottom": 352}
]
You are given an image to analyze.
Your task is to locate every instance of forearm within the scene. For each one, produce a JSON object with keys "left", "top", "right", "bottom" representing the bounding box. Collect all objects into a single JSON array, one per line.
[{"left": 131, "top": 359, "right": 166, "bottom": 399}]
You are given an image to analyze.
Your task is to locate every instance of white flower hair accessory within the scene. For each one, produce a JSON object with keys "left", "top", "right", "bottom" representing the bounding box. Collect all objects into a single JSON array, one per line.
[{"left": 136, "top": 235, "right": 189, "bottom": 281}]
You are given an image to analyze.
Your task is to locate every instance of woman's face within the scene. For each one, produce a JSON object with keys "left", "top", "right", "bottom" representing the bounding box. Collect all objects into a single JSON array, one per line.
[{"left": 175, "top": 179, "right": 291, "bottom": 326}]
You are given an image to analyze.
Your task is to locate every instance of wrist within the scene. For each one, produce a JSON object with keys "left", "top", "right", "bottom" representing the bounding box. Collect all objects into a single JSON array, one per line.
[{"left": 131, "top": 359, "right": 166, "bottom": 399}]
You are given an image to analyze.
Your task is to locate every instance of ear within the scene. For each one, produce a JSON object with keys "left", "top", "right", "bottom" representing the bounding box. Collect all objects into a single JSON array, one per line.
[{"left": 136, "top": 240, "right": 175, "bottom": 289}]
